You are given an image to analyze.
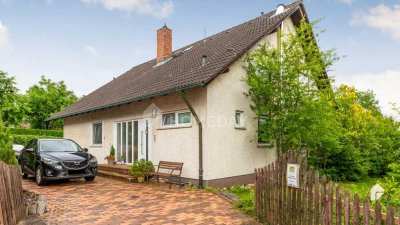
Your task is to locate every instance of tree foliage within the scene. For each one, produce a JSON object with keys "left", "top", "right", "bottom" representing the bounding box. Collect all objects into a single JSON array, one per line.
[
  {"left": 0, "top": 114, "right": 18, "bottom": 165},
  {"left": 26, "top": 76, "right": 77, "bottom": 129},
  {"left": 0, "top": 71, "right": 27, "bottom": 127},
  {"left": 244, "top": 20, "right": 400, "bottom": 181}
]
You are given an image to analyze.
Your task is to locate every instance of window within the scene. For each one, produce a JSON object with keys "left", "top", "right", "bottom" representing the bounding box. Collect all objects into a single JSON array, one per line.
[
  {"left": 258, "top": 117, "right": 272, "bottom": 146},
  {"left": 92, "top": 122, "right": 103, "bottom": 145},
  {"left": 162, "top": 111, "right": 191, "bottom": 127},
  {"left": 178, "top": 112, "right": 191, "bottom": 124},
  {"left": 235, "top": 111, "right": 244, "bottom": 128},
  {"left": 162, "top": 113, "right": 176, "bottom": 126}
]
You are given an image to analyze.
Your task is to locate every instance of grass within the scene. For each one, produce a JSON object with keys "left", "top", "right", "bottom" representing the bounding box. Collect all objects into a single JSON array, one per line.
[
  {"left": 336, "top": 177, "right": 379, "bottom": 199},
  {"left": 221, "top": 185, "right": 255, "bottom": 217}
]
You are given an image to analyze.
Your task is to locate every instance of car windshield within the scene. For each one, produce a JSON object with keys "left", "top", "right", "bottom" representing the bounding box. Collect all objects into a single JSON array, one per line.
[{"left": 39, "top": 140, "right": 83, "bottom": 153}]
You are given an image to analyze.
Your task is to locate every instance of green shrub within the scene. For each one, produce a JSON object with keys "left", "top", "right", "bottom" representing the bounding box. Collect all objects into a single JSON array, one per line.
[
  {"left": 9, "top": 128, "right": 63, "bottom": 137},
  {"left": 128, "top": 159, "right": 154, "bottom": 177},
  {"left": 224, "top": 185, "right": 255, "bottom": 217},
  {"left": 0, "top": 117, "right": 18, "bottom": 166},
  {"left": 12, "top": 134, "right": 60, "bottom": 146}
]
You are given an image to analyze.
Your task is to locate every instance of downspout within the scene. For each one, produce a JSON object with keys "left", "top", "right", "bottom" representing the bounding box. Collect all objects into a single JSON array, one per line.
[{"left": 179, "top": 90, "right": 203, "bottom": 189}]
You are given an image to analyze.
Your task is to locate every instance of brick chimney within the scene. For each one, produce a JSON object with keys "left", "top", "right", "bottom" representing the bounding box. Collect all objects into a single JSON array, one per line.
[{"left": 157, "top": 24, "right": 172, "bottom": 63}]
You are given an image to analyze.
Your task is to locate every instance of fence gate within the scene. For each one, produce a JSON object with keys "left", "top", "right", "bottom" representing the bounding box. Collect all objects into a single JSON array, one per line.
[{"left": 255, "top": 151, "right": 399, "bottom": 225}]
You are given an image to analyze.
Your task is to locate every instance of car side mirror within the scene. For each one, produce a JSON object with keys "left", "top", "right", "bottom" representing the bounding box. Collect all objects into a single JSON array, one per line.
[
  {"left": 83, "top": 148, "right": 88, "bottom": 153},
  {"left": 26, "top": 148, "right": 34, "bottom": 153}
]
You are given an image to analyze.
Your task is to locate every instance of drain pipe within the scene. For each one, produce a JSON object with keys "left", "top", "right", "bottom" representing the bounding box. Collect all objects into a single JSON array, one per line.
[{"left": 179, "top": 90, "right": 203, "bottom": 189}]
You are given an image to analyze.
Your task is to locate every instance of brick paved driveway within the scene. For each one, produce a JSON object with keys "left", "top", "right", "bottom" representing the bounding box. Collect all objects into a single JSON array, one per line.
[{"left": 22, "top": 176, "right": 258, "bottom": 225}]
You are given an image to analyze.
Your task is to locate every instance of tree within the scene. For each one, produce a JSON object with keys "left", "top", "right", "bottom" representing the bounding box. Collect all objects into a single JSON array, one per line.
[
  {"left": 244, "top": 19, "right": 339, "bottom": 157},
  {"left": 0, "top": 71, "right": 27, "bottom": 127},
  {"left": 0, "top": 114, "right": 18, "bottom": 165},
  {"left": 243, "top": 19, "right": 400, "bottom": 181},
  {"left": 26, "top": 76, "right": 78, "bottom": 129}
]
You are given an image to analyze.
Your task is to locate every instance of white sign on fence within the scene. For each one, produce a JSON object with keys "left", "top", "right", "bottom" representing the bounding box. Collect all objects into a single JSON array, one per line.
[{"left": 287, "top": 163, "right": 300, "bottom": 188}]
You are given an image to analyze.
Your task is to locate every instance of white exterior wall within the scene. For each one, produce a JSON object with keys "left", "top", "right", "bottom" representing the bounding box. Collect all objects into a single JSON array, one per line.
[
  {"left": 204, "top": 17, "right": 295, "bottom": 180},
  {"left": 63, "top": 17, "right": 296, "bottom": 182},
  {"left": 64, "top": 88, "right": 206, "bottom": 180}
]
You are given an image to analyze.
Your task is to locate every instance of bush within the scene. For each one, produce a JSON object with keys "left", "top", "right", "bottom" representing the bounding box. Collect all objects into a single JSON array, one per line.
[
  {"left": 128, "top": 159, "right": 155, "bottom": 177},
  {"left": 0, "top": 117, "right": 18, "bottom": 165},
  {"left": 12, "top": 134, "right": 60, "bottom": 146},
  {"left": 9, "top": 128, "right": 63, "bottom": 137}
]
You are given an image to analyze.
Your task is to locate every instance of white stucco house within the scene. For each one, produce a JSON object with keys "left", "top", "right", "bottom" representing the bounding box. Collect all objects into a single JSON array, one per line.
[{"left": 48, "top": 1, "right": 309, "bottom": 187}]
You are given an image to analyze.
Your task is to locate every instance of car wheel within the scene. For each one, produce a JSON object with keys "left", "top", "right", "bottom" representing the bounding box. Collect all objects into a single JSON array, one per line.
[
  {"left": 85, "top": 176, "right": 95, "bottom": 182},
  {"left": 35, "top": 165, "right": 47, "bottom": 186}
]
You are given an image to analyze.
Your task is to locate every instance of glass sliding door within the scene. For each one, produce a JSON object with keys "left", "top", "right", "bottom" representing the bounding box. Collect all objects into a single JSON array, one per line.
[
  {"left": 116, "top": 120, "right": 140, "bottom": 164},
  {"left": 134, "top": 121, "right": 138, "bottom": 162},
  {"left": 128, "top": 122, "right": 133, "bottom": 164}
]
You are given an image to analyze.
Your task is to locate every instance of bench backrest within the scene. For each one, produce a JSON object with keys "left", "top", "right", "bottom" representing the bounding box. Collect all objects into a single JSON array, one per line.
[{"left": 157, "top": 161, "right": 184, "bottom": 175}]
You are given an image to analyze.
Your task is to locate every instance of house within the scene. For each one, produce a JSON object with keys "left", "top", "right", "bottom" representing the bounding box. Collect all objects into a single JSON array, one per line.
[{"left": 48, "top": 1, "right": 308, "bottom": 187}]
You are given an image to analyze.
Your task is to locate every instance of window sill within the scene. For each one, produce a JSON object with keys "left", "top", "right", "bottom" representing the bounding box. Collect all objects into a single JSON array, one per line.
[
  {"left": 234, "top": 126, "right": 246, "bottom": 130},
  {"left": 158, "top": 125, "right": 192, "bottom": 130}
]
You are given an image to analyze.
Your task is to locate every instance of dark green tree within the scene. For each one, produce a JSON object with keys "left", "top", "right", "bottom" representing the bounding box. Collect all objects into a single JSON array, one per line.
[
  {"left": 26, "top": 76, "right": 78, "bottom": 129},
  {"left": 0, "top": 113, "right": 18, "bottom": 165}
]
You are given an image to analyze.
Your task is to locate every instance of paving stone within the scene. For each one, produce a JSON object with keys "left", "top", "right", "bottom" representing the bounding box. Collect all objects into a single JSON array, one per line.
[{"left": 22, "top": 176, "right": 258, "bottom": 225}]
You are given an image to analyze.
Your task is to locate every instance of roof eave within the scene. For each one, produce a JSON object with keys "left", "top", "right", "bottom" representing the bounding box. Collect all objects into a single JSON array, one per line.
[{"left": 45, "top": 82, "right": 204, "bottom": 121}]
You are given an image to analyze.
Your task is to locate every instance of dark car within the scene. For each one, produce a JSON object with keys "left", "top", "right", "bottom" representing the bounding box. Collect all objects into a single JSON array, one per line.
[{"left": 19, "top": 138, "right": 98, "bottom": 186}]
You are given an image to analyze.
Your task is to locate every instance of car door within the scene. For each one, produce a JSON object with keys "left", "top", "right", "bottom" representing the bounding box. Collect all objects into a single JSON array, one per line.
[{"left": 21, "top": 139, "right": 37, "bottom": 174}]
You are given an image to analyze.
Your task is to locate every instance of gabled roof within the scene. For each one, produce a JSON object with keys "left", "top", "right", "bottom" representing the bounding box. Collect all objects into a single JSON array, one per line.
[{"left": 48, "top": 1, "right": 305, "bottom": 121}]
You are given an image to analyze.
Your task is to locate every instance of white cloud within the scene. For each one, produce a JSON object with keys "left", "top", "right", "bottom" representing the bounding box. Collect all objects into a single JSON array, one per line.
[
  {"left": 336, "top": 70, "right": 400, "bottom": 117},
  {"left": 0, "top": 20, "right": 11, "bottom": 50},
  {"left": 83, "top": 45, "right": 98, "bottom": 57},
  {"left": 82, "top": 0, "right": 174, "bottom": 19},
  {"left": 351, "top": 4, "right": 400, "bottom": 42}
]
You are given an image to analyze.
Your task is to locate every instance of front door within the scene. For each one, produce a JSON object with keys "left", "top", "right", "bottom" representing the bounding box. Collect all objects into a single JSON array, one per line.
[{"left": 115, "top": 119, "right": 151, "bottom": 164}]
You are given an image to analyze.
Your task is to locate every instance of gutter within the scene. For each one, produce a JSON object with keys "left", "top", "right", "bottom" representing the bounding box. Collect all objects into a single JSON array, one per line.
[{"left": 179, "top": 90, "right": 203, "bottom": 189}]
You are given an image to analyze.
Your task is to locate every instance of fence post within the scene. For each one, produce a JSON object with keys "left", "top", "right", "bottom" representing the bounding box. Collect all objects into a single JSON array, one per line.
[
  {"left": 374, "top": 201, "right": 381, "bottom": 225},
  {"left": 327, "top": 181, "right": 333, "bottom": 225},
  {"left": 344, "top": 191, "right": 350, "bottom": 225},
  {"left": 307, "top": 169, "right": 313, "bottom": 225},
  {"left": 336, "top": 186, "right": 342, "bottom": 225},
  {"left": 353, "top": 194, "right": 360, "bottom": 225},
  {"left": 387, "top": 206, "right": 394, "bottom": 225},
  {"left": 363, "top": 199, "right": 370, "bottom": 225},
  {"left": 321, "top": 175, "right": 327, "bottom": 225}
]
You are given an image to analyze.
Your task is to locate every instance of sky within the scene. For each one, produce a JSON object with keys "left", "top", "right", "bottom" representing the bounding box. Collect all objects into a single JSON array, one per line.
[{"left": 0, "top": 0, "right": 399, "bottom": 116}]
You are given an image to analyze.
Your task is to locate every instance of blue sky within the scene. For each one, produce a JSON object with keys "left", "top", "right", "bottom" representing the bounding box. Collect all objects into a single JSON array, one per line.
[{"left": 0, "top": 0, "right": 399, "bottom": 115}]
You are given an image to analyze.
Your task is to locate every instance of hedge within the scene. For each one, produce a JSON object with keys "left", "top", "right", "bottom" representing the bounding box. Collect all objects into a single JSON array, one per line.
[
  {"left": 9, "top": 128, "right": 63, "bottom": 137},
  {"left": 12, "top": 134, "right": 61, "bottom": 146}
]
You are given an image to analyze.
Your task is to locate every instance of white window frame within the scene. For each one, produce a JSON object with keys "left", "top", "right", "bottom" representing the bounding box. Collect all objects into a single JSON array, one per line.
[
  {"left": 91, "top": 121, "right": 103, "bottom": 146},
  {"left": 234, "top": 110, "right": 245, "bottom": 129},
  {"left": 162, "top": 111, "right": 192, "bottom": 128}
]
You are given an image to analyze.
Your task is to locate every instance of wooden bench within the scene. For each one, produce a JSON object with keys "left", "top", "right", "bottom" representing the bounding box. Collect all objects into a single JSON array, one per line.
[{"left": 150, "top": 161, "right": 184, "bottom": 188}]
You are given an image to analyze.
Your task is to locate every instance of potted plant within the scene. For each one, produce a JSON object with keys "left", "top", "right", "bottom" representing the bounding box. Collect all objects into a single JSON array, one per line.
[
  {"left": 104, "top": 145, "right": 116, "bottom": 165},
  {"left": 128, "top": 159, "right": 155, "bottom": 183}
]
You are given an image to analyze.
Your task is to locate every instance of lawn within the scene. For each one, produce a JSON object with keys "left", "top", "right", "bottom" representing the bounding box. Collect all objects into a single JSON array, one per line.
[{"left": 336, "top": 177, "right": 379, "bottom": 199}]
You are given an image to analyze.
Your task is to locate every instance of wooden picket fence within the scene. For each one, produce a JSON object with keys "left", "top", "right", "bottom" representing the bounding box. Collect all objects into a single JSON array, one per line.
[
  {"left": 0, "top": 161, "right": 25, "bottom": 225},
  {"left": 255, "top": 151, "right": 399, "bottom": 225}
]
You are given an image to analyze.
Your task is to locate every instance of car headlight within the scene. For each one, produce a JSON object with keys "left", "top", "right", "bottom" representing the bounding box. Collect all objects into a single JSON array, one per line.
[
  {"left": 90, "top": 156, "right": 97, "bottom": 164},
  {"left": 42, "top": 157, "right": 62, "bottom": 170}
]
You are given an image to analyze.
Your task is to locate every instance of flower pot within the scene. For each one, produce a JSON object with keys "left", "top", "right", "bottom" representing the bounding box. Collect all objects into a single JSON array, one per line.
[
  {"left": 107, "top": 159, "right": 115, "bottom": 165},
  {"left": 137, "top": 176, "right": 145, "bottom": 183}
]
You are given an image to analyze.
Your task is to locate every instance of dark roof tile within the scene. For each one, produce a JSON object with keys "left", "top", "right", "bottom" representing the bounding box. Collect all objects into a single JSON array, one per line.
[{"left": 49, "top": 1, "right": 303, "bottom": 120}]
